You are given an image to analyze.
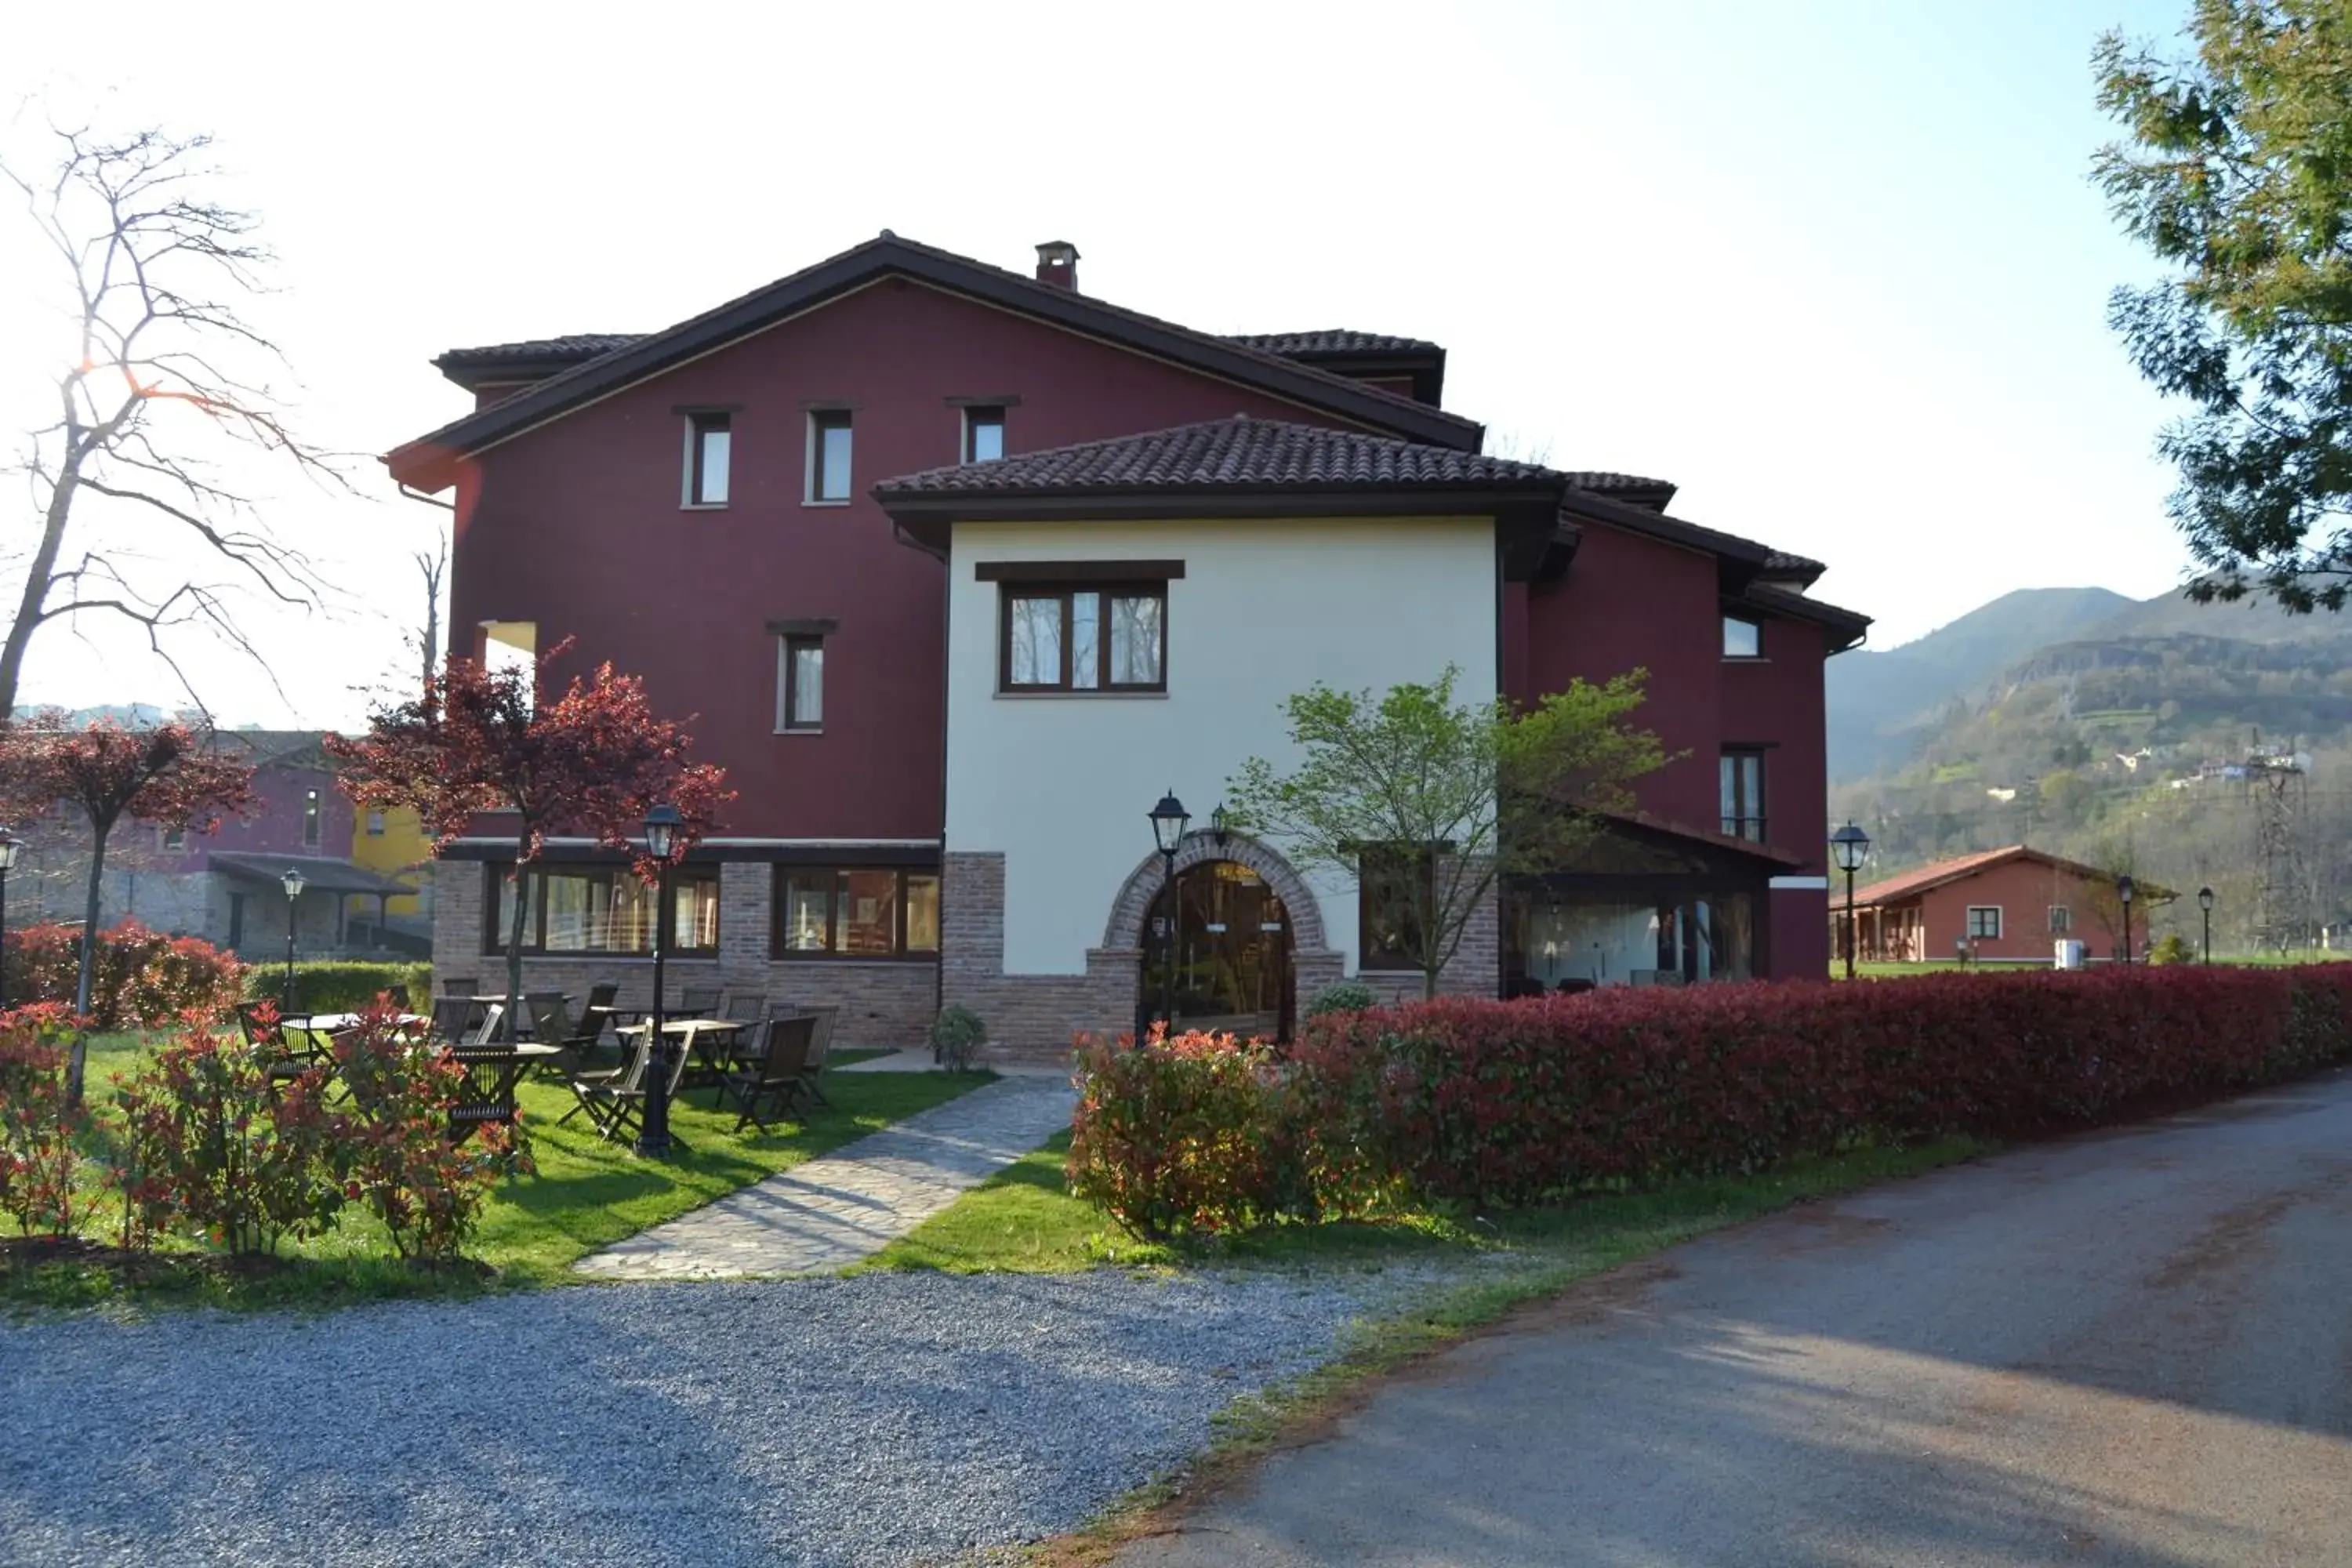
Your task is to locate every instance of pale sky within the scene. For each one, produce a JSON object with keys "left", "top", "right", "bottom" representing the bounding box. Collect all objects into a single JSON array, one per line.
[{"left": 2, "top": 0, "right": 2194, "bottom": 727}]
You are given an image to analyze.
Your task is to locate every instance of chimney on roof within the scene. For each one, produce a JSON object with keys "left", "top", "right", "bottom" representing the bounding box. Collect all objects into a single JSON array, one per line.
[{"left": 1034, "top": 240, "right": 1080, "bottom": 292}]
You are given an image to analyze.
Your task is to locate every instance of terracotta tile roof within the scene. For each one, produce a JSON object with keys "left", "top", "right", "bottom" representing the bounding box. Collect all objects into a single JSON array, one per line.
[
  {"left": 432, "top": 334, "right": 644, "bottom": 368},
  {"left": 1222, "top": 330, "right": 1439, "bottom": 357},
  {"left": 873, "top": 416, "right": 1565, "bottom": 498},
  {"left": 1851, "top": 844, "right": 2175, "bottom": 908}
]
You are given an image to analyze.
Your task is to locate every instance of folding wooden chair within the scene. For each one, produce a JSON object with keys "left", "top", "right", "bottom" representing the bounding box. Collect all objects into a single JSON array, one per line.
[
  {"left": 560, "top": 1016, "right": 646, "bottom": 1132},
  {"left": 721, "top": 1015, "right": 815, "bottom": 1135},
  {"left": 523, "top": 991, "right": 572, "bottom": 1044},
  {"left": 679, "top": 985, "right": 724, "bottom": 1018},
  {"left": 597, "top": 1025, "right": 696, "bottom": 1149},
  {"left": 795, "top": 1005, "right": 841, "bottom": 1109}
]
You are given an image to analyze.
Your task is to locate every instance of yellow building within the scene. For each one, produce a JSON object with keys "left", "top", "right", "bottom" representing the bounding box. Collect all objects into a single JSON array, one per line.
[{"left": 347, "top": 802, "right": 432, "bottom": 922}]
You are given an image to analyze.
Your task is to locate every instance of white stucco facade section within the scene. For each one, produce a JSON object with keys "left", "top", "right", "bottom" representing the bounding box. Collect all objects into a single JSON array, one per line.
[{"left": 945, "top": 517, "right": 1500, "bottom": 976}]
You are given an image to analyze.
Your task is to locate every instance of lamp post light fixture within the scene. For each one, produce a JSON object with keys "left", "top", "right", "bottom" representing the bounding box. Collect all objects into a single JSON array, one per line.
[
  {"left": 2118, "top": 873, "right": 2136, "bottom": 966},
  {"left": 0, "top": 831, "right": 20, "bottom": 1011},
  {"left": 1829, "top": 821, "right": 1871, "bottom": 982},
  {"left": 636, "top": 802, "right": 683, "bottom": 1160},
  {"left": 1210, "top": 803, "right": 1232, "bottom": 848},
  {"left": 2198, "top": 885, "right": 2215, "bottom": 965},
  {"left": 279, "top": 866, "right": 306, "bottom": 1014},
  {"left": 1148, "top": 790, "right": 1190, "bottom": 1033}
]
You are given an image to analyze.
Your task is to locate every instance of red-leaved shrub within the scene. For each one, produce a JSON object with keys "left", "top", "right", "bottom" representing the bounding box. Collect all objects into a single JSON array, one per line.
[
  {"left": 1066, "top": 1027, "right": 1326, "bottom": 1241},
  {"left": 1293, "top": 966, "right": 2352, "bottom": 1209},
  {"left": 2, "top": 921, "right": 245, "bottom": 1030},
  {"left": 111, "top": 1011, "right": 345, "bottom": 1255},
  {"left": 1073, "top": 966, "right": 2352, "bottom": 1235},
  {"left": 332, "top": 1000, "right": 530, "bottom": 1262},
  {"left": 0, "top": 1004, "right": 92, "bottom": 1238}
]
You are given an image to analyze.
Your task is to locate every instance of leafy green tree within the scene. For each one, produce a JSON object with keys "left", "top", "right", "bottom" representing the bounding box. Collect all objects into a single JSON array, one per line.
[
  {"left": 1225, "top": 666, "right": 1668, "bottom": 1000},
  {"left": 2096, "top": 2, "right": 2352, "bottom": 610}
]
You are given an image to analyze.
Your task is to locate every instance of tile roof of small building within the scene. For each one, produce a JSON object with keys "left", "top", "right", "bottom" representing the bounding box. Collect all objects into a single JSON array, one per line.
[
  {"left": 873, "top": 416, "right": 1566, "bottom": 498},
  {"left": 1221, "top": 330, "right": 1442, "bottom": 357},
  {"left": 1850, "top": 844, "right": 2176, "bottom": 909}
]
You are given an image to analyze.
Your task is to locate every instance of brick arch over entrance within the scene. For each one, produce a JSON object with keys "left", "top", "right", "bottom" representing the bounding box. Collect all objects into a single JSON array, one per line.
[{"left": 1102, "top": 831, "right": 1330, "bottom": 953}]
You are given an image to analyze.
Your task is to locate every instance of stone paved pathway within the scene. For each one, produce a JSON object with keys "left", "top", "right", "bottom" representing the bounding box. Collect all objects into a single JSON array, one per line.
[{"left": 573, "top": 1074, "right": 1076, "bottom": 1280}]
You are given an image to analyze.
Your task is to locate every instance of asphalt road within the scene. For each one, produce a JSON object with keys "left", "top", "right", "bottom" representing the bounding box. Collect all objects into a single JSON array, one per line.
[{"left": 1119, "top": 1070, "right": 2352, "bottom": 1567}]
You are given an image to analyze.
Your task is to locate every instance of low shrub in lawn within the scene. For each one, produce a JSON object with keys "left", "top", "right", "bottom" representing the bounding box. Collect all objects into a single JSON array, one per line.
[
  {"left": 113, "top": 1012, "right": 346, "bottom": 1256},
  {"left": 2, "top": 921, "right": 245, "bottom": 1030},
  {"left": 332, "top": 1002, "right": 528, "bottom": 1262},
  {"left": 110, "top": 1001, "right": 524, "bottom": 1261},
  {"left": 1067, "top": 1027, "right": 1325, "bottom": 1242},
  {"left": 1074, "top": 966, "right": 2352, "bottom": 1235},
  {"left": 245, "top": 960, "right": 433, "bottom": 1015},
  {"left": 0, "top": 1004, "right": 93, "bottom": 1239}
]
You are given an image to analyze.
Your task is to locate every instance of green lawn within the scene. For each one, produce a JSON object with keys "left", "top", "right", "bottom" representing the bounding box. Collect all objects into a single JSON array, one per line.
[
  {"left": 9, "top": 1034, "right": 989, "bottom": 1312},
  {"left": 863, "top": 1129, "right": 1986, "bottom": 1279}
]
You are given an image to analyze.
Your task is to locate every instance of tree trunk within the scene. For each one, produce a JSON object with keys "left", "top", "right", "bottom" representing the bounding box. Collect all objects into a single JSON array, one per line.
[
  {"left": 504, "top": 849, "right": 528, "bottom": 1044},
  {"left": 0, "top": 444, "right": 80, "bottom": 722},
  {"left": 67, "top": 818, "right": 109, "bottom": 1105}
]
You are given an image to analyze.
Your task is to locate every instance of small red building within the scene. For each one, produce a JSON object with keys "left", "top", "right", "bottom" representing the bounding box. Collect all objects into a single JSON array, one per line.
[{"left": 1844, "top": 844, "right": 2169, "bottom": 964}]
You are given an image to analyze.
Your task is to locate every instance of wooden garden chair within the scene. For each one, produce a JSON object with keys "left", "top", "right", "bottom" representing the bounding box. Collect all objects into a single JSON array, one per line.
[
  {"left": 679, "top": 985, "right": 724, "bottom": 1019},
  {"left": 596, "top": 1026, "right": 696, "bottom": 1148},
  {"left": 794, "top": 1005, "right": 841, "bottom": 1109},
  {"left": 721, "top": 1014, "right": 815, "bottom": 1135}
]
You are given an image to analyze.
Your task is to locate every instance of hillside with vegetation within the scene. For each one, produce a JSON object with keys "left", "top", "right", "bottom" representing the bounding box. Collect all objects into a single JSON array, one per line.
[{"left": 1828, "top": 587, "right": 2352, "bottom": 952}]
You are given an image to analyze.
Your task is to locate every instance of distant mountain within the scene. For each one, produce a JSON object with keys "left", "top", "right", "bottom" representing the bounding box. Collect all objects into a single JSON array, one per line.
[
  {"left": 2082, "top": 587, "right": 2352, "bottom": 645},
  {"left": 1827, "top": 587, "right": 2135, "bottom": 780}
]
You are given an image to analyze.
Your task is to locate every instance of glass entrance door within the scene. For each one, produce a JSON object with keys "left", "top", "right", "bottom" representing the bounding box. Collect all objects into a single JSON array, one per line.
[{"left": 1141, "top": 861, "right": 1294, "bottom": 1040}]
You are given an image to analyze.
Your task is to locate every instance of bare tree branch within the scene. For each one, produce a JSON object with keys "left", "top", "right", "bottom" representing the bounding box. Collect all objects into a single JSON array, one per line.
[{"left": 0, "top": 122, "right": 350, "bottom": 718}]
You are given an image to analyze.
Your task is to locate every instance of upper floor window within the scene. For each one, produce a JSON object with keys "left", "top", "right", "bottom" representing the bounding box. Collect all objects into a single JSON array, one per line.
[
  {"left": 162, "top": 824, "right": 187, "bottom": 851},
  {"left": 778, "top": 633, "right": 825, "bottom": 732},
  {"left": 685, "top": 412, "right": 731, "bottom": 506},
  {"left": 1719, "top": 750, "right": 1766, "bottom": 842},
  {"left": 964, "top": 406, "right": 1006, "bottom": 463},
  {"left": 1722, "top": 615, "right": 1762, "bottom": 659},
  {"left": 809, "top": 410, "right": 853, "bottom": 503},
  {"left": 2049, "top": 905, "right": 2072, "bottom": 934},
  {"left": 303, "top": 788, "right": 321, "bottom": 847},
  {"left": 1001, "top": 583, "right": 1166, "bottom": 691},
  {"left": 365, "top": 810, "right": 387, "bottom": 837}
]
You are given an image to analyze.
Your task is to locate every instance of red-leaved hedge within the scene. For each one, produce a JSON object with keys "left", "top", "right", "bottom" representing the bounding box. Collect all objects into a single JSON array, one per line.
[
  {"left": 1, "top": 921, "right": 245, "bottom": 1031},
  {"left": 1069, "top": 966, "right": 2352, "bottom": 1236}
]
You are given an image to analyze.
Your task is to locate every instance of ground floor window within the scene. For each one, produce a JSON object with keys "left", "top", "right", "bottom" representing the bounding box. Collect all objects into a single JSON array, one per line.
[
  {"left": 773, "top": 867, "right": 941, "bottom": 958},
  {"left": 1357, "top": 845, "right": 1432, "bottom": 972},
  {"left": 1967, "top": 906, "right": 2002, "bottom": 940},
  {"left": 487, "top": 862, "right": 720, "bottom": 955},
  {"left": 1508, "top": 890, "right": 1756, "bottom": 989}
]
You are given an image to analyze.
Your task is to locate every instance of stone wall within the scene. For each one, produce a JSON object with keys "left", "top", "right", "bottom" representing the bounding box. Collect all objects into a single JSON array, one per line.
[
  {"left": 430, "top": 858, "right": 936, "bottom": 1050},
  {"left": 942, "top": 849, "right": 1138, "bottom": 1055}
]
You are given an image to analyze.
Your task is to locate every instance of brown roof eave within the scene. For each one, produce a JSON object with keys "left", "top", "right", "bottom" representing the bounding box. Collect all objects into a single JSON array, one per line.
[
  {"left": 880, "top": 482, "right": 1566, "bottom": 573},
  {"left": 1738, "top": 584, "right": 1872, "bottom": 653}
]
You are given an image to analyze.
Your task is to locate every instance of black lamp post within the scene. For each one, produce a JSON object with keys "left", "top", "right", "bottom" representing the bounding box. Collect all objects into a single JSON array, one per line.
[
  {"left": 280, "top": 866, "right": 305, "bottom": 1014},
  {"left": 0, "top": 831, "right": 20, "bottom": 1011},
  {"left": 635, "top": 803, "right": 682, "bottom": 1160},
  {"left": 1148, "top": 790, "right": 1190, "bottom": 1033},
  {"left": 2118, "top": 874, "right": 2136, "bottom": 966},
  {"left": 1829, "top": 821, "right": 1870, "bottom": 981},
  {"left": 2198, "top": 886, "right": 2215, "bottom": 965}
]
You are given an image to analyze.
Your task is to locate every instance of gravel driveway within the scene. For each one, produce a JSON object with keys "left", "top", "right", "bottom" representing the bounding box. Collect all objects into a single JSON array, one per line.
[{"left": 0, "top": 1269, "right": 1430, "bottom": 1567}]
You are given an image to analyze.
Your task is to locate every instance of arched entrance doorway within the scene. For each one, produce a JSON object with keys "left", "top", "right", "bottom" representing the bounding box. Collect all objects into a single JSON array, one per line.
[{"left": 1140, "top": 859, "right": 1295, "bottom": 1040}]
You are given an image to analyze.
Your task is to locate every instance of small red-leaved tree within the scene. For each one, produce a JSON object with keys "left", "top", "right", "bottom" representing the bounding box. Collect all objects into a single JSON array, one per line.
[
  {"left": 327, "top": 644, "right": 730, "bottom": 1041},
  {"left": 0, "top": 715, "right": 256, "bottom": 1102}
]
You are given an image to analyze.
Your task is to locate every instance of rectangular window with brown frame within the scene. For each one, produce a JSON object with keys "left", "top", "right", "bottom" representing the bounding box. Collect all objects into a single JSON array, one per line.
[
  {"left": 1357, "top": 844, "right": 1433, "bottom": 972},
  {"left": 1719, "top": 749, "right": 1766, "bottom": 842},
  {"left": 772, "top": 866, "right": 942, "bottom": 959},
  {"left": 1000, "top": 583, "right": 1166, "bottom": 692},
  {"left": 964, "top": 405, "right": 1006, "bottom": 463},
  {"left": 686, "top": 412, "right": 731, "bottom": 506},
  {"left": 808, "top": 409, "right": 853, "bottom": 503},
  {"left": 486, "top": 862, "right": 721, "bottom": 955},
  {"left": 777, "top": 634, "right": 825, "bottom": 731},
  {"left": 303, "top": 788, "right": 321, "bottom": 847}
]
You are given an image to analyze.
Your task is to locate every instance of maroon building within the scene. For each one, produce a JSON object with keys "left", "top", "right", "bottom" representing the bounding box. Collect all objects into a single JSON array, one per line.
[{"left": 388, "top": 234, "right": 1866, "bottom": 1044}]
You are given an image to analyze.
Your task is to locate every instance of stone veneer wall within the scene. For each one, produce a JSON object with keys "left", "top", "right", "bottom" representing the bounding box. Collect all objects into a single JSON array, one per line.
[
  {"left": 430, "top": 859, "right": 936, "bottom": 1050},
  {"left": 938, "top": 839, "right": 1498, "bottom": 1054},
  {"left": 942, "top": 851, "right": 1139, "bottom": 1054}
]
